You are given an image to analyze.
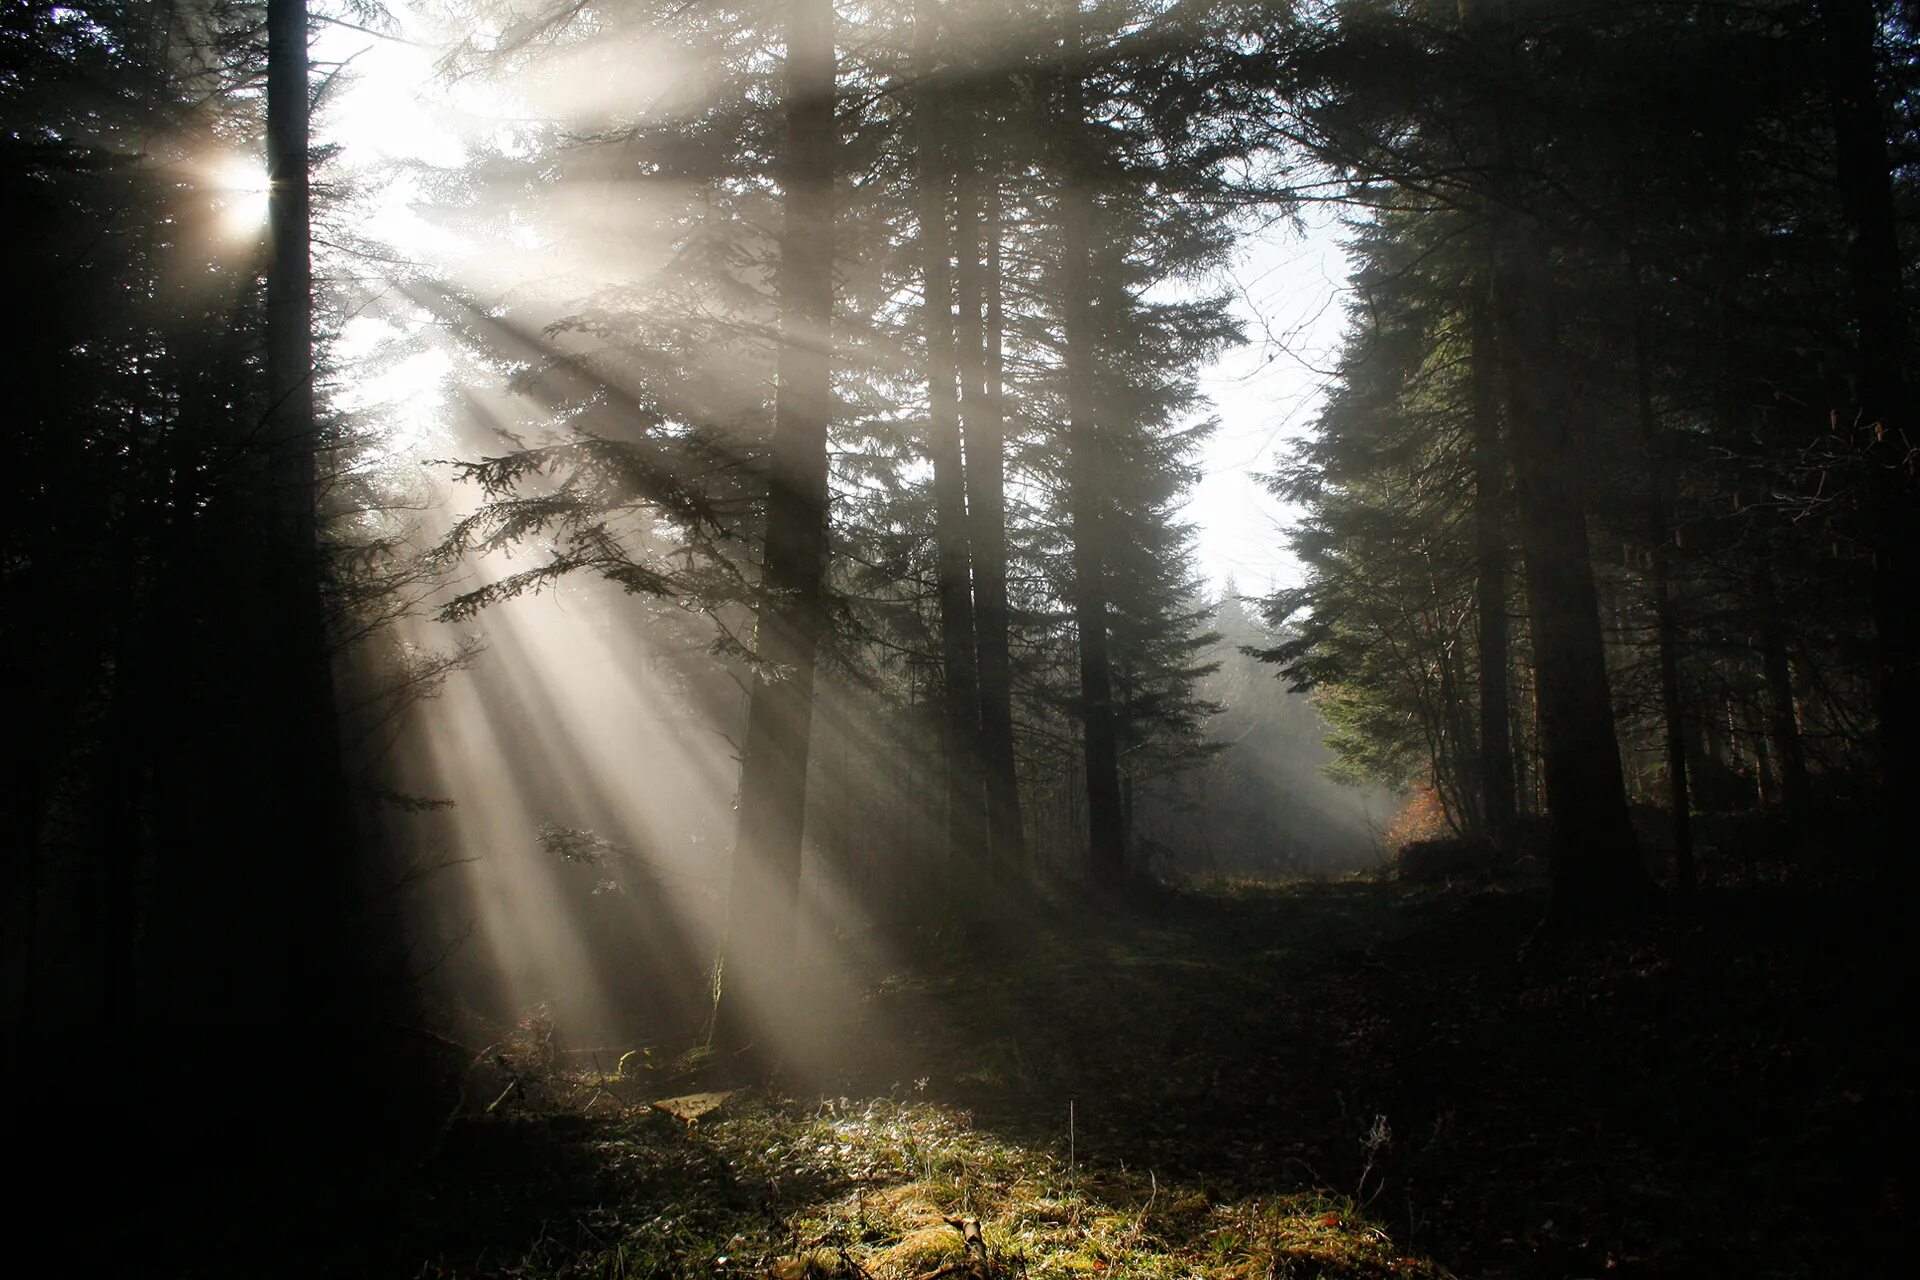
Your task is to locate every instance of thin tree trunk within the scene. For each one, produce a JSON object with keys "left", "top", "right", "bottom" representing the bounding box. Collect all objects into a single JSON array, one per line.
[
  {"left": 1751, "top": 540, "right": 1810, "bottom": 832},
  {"left": 957, "top": 124, "right": 1025, "bottom": 870},
  {"left": 1818, "top": 0, "right": 1915, "bottom": 892},
  {"left": 1818, "top": 1, "right": 1916, "bottom": 1202},
  {"left": 1632, "top": 280, "right": 1695, "bottom": 892},
  {"left": 96, "top": 545, "right": 148, "bottom": 1074},
  {"left": 913, "top": 0, "right": 986, "bottom": 871},
  {"left": 717, "top": 0, "right": 835, "bottom": 1046},
  {"left": 1470, "top": 284, "right": 1517, "bottom": 848},
  {"left": 266, "top": 0, "right": 350, "bottom": 1035},
  {"left": 1058, "top": 33, "right": 1125, "bottom": 880}
]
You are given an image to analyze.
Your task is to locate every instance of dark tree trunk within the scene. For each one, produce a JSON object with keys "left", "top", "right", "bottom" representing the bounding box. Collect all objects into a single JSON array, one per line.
[
  {"left": 267, "top": 0, "right": 316, "bottom": 554},
  {"left": 1058, "top": 53, "right": 1125, "bottom": 880},
  {"left": 1817, "top": 2, "right": 1917, "bottom": 1195},
  {"left": 956, "top": 122, "right": 1026, "bottom": 871},
  {"left": 1818, "top": 0, "right": 1915, "bottom": 891},
  {"left": 1751, "top": 544, "right": 1810, "bottom": 832},
  {"left": 133, "top": 0, "right": 356, "bottom": 1157},
  {"left": 913, "top": 0, "right": 986, "bottom": 870},
  {"left": 1463, "top": 0, "right": 1653, "bottom": 921},
  {"left": 1470, "top": 284, "right": 1517, "bottom": 847},
  {"left": 1495, "top": 226, "right": 1658, "bottom": 924},
  {"left": 263, "top": 0, "right": 351, "bottom": 1048},
  {"left": 718, "top": 0, "right": 835, "bottom": 1046},
  {"left": 96, "top": 575, "right": 148, "bottom": 1072},
  {"left": 1632, "top": 283, "right": 1695, "bottom": 892},
  {"left": 0, "top": 705, "right": 46, "bottom": 1052}
]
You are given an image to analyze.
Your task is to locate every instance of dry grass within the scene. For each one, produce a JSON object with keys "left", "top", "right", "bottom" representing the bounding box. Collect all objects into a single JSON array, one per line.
[
  {"left": 323, "top": 875, "right": 1888, "bottom": 1280},
  {"left": 411, "top": 1088, "right": 1449, "bottom": 1280}
]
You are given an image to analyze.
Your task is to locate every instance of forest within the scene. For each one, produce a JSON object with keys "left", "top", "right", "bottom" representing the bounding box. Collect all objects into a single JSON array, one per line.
[{"left": 1, "top": 0, "right": 1910, "bottom": 1276}]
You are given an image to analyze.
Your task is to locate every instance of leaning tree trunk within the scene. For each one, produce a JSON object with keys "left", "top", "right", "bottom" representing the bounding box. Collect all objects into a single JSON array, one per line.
[{"left": 717, "top": 0, "right": 836, "bottom": 1047}]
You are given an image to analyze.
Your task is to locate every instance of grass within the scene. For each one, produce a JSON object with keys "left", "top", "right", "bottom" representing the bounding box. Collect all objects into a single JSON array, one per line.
[
  {"left": 137, "top": 867, "right": 1899, "bottom": 1278},
  {"left": 400, "top": 1089, "right": 1449, "bottom": 1280}
]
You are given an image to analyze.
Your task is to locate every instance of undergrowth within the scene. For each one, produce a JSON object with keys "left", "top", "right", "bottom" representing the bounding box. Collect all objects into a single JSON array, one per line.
[
  {"left": 412, "top": 1090, "right": 1448, "bottom": 1280},
  {"left": 146, "top": 875, "right": 1888, "bottom": 1279}
]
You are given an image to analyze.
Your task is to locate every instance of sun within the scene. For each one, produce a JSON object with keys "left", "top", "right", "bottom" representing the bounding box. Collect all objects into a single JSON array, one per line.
[{"left": 213, "top": 156, "right": 272, "bottom": 232}]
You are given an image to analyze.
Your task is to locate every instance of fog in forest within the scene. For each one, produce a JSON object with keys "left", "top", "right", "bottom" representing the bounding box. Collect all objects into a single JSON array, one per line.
[
  {"left": 7, "top": 0, "right": 1911, "bottom": 1273},
  {"left": 286, "top": 4, "right": 1400, "bottom": 1050},
  {"left": 394, "top": 501, "right": 1391, "bottom": 1048}
]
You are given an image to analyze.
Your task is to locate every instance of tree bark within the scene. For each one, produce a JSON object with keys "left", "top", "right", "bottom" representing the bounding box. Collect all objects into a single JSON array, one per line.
[
  {"left": 717, "top": 0, "right": 835, "bottom": 1046},
  {"left": 956, "top": 118, "right": 1026, "bottom": 870},
  {"left": 264, "top": 0, "right": 351, "bottom": 1040},
  {"left": 1058, "top": 29, "right": 1125, "bottom": 880},
  {"left": 1463, "top": 0, "right": 1654, "bottom": 921},
  {"left": 913, "top": 0, "right": 986, "bottom": 871},
  {"left": 1817, "top": 0, "right": 1915, "bottom": 892},
  {"left": 1494, "top": 224, "right": 1657, "bottom": 924},
  {"left": 1751, "top": 541, "right": 1810, "bottom": 831},
  {"left": 1632, "top": 280, "right": 1695, "bottom": 892},
  {"left": 1470, "top": 283, "right": 1517, "bottom": 847}
]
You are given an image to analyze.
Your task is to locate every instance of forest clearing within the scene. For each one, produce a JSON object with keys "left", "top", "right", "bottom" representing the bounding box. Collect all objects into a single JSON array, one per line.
[
  {"left": 123, "top": 869, "right": 1889, "bottom": 1278},
  {"left": 5, "top": 3, "right": 1914, "bottom": 1275}
]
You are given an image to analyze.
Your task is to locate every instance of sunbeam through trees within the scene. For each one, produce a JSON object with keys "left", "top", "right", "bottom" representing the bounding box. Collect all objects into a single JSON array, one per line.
[{"left": 2, "top": 1, "right": 1912, "bottom": 1275}]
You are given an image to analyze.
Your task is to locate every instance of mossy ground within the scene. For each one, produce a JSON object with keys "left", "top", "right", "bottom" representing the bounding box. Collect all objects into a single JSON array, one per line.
[
  {"left": 155, "top": 873, "right": 1899, "bottom": 1278},
  {"left": 387, "top": 1089, "right": 1451, "bottom": 1280}
]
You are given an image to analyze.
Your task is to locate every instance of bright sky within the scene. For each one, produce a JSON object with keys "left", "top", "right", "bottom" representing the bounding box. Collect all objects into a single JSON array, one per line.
[
  {"left": 1192, "top": 216, "right": 1350, "bottom": 598},
  {"left": 315, "top": 10, "right": 1352, "bottom": 602}
]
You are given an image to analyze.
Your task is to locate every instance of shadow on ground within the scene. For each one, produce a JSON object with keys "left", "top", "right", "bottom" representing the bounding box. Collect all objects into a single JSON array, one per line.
[{"left": 136, "top": 876, "right": 1900, "bottom": 1278}]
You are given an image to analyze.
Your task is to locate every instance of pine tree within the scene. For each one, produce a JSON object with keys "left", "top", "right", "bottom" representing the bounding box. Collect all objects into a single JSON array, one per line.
[
  {"left": 1264, "top": 0, "right": 1910, "bottom": 913},
  {"left": 911, "top": 0, "right": 989, "bottom": 871},
  {"left": 717, "top": 0, "right": 838, "bottom": 1044},
  {"left": 1027, "top": 0, "right": 1244, "bottom": 880},
  {"left": 0, "top": 0, "right": 394, "bottom": 1163}
]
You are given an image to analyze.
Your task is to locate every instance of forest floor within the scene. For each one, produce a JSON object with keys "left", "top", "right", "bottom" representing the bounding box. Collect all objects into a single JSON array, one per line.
[{"left": 170, "top": 869, "right": 1897, "bottom": 1278}]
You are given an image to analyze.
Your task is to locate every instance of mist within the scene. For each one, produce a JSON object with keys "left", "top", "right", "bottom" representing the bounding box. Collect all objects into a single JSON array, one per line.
[{"left": 6, "top": 1, "right": 1908, "bottom": 1275}]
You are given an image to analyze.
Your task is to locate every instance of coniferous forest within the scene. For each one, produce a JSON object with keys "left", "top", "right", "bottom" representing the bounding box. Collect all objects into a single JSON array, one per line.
[{"left": 2, "top": 1, "right": 1912, "bottom": 1275}]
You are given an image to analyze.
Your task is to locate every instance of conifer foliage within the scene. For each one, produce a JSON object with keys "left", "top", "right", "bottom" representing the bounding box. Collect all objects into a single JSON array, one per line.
[
  {"left": 1264, "top": 0, "right": 1916, "bottom": 915},
  {"left": 6, "top": 0, "right": 1916, "bottom": 1202},
  {"left": 1, "top": 0, "right": 406, "bottom": 1170}
]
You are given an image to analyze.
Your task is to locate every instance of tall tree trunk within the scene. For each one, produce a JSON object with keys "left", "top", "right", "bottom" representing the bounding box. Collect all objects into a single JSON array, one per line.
[
  {"left": 1632, "top": 280, "right": 1695, "bottom": 892},
  {"left": 141, "top": 0, "right": 356, "bottom": 1156},
  {"left": 1470, "top": 284, "right": 1517, "bottom": 848},
  {"left": 913, "top": 0, "right": 986, "bottom": 870},
  {"left": 1751, "top": 539, "right": 1810, "bottom": 832},
  {"left": 267, "top": 0, "right": 315, "bottom": 555},
  {"left": 1058, "top": 34, "right": 1125, "bottom": 879},
  {"left": 1494, "top": 225, "right": 1657, "bottom": 923},
  {"left": 956, "top": 122, "right": 1026, "bottom": 869},
  {"left": 717, "top": 0, "right": 835, "bottom": 1046},
  {"left": 1817, "top": 0, "right": 1915, "bottom": 892},
  {"left": 1465, "top": 0, "right": 1654, "bottom": 921},
  {"left": 264, "top": 0, "right": 351, "bottom": 1047},
  {"left": 1818, "top": 3, "right": 1916, "bottom": 1203}
]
